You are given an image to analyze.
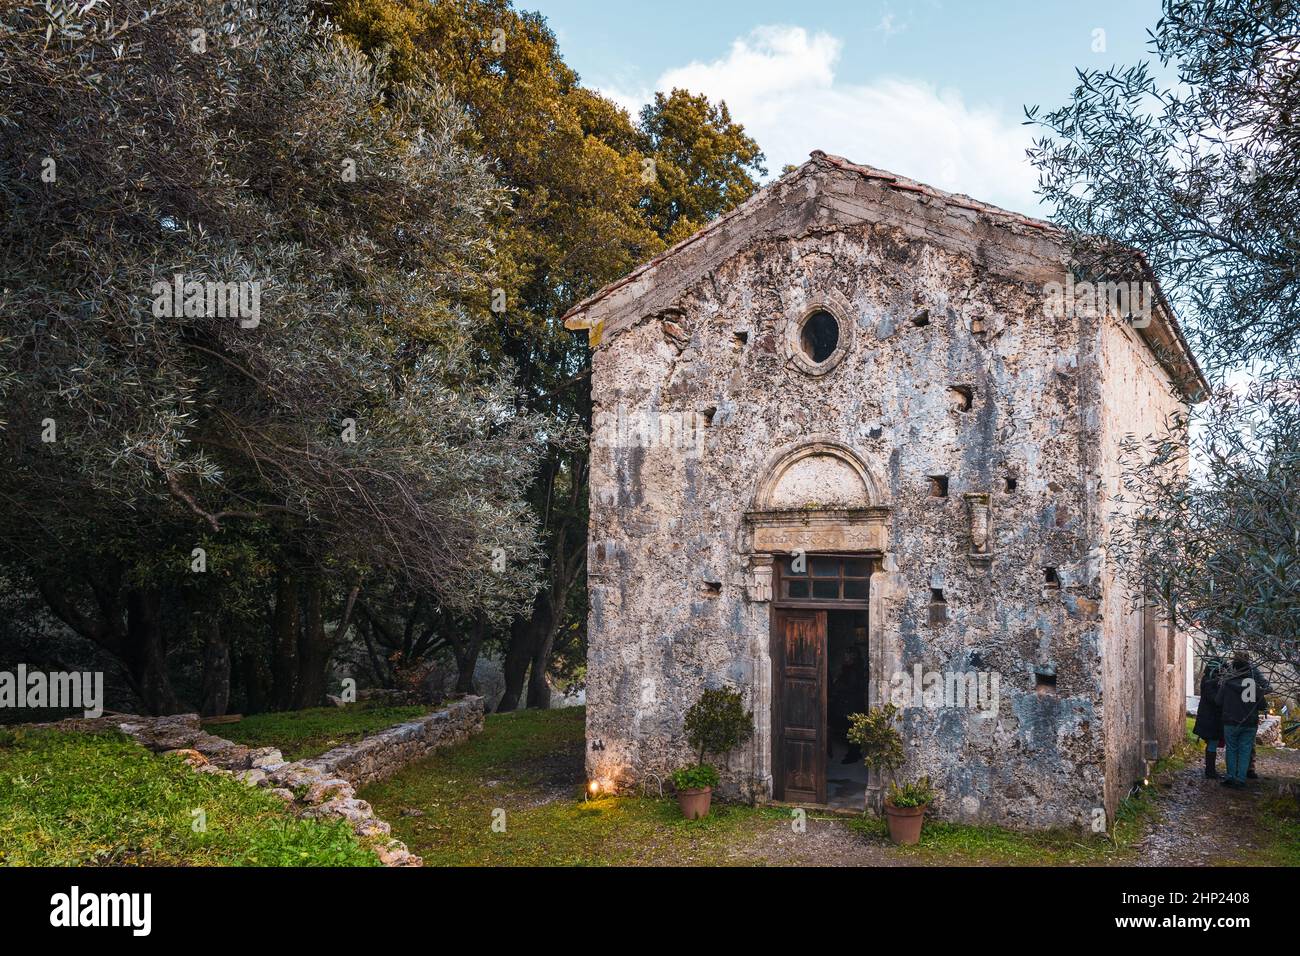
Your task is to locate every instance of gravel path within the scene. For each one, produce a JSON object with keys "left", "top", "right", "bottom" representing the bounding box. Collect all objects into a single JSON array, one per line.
[
  {"left": 1131, "top": 746, "right": 1300, "bottom": 866},
  {"left": 720, "top": 746, "right": 1300, "bottom": 867}
]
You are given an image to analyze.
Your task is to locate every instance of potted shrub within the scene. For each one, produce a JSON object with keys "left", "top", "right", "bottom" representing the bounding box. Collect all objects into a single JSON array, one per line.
[
  {"left": 673, "top": 688, "right": 754, "bottom": 819},
  {"left": 847, "top": 704, "right": 933, "bottom": 844},
  {"left": 883, "top": 777, "right": 936, "bottom": 845},
  {"left": 670, "top": 763, "right": 719, "bottom": 819}
]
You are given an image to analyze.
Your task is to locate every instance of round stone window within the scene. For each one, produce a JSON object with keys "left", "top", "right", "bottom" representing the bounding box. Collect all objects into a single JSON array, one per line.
[
  {"left": 784, "top": 297, "right": 853, "bottom": 376},
  {"left": 800, "top": 310, "right": 840, "bottom": 363}
]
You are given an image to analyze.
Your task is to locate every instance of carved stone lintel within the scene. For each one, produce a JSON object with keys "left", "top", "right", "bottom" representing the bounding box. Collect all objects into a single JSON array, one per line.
[{"left": 743, "top": 506, "right": 891, "bottom": 555}]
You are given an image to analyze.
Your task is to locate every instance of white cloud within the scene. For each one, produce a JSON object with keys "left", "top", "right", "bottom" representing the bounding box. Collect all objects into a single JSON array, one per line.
[{"left": 606, "top": 25, "right": 1042, "bottom": 216}]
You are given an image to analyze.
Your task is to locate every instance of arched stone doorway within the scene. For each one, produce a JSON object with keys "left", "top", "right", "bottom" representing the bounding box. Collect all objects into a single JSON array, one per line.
[{"left": 740, "top": 439, "right": 895, "bottom": 807}]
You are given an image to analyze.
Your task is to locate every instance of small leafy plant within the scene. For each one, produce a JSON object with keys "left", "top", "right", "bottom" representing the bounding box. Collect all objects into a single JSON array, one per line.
[
  {"left": 671, "top": 764, "right": 720, "bottom": 791},
  {"left": 887, "top": 776, "right": 936, "bottom": 809},
  {"left": 672, "top": 688, "right": 754, "bottom": 794},
  {"left": 846, "top": 704, "right": 905, "bottom": 776},
  {"left": 684, "top": 688, "right": 753, "bottom": 766}
]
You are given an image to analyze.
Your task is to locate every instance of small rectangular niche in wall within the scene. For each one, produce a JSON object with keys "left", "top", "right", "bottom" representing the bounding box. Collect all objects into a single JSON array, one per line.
[
  {"left": 1035, "top": 670, "right": 1057, "bottom": 695},
  {"left": 1004, "top": 476, "right": 1018, "bottom": 493},
  {"left": 928, "top": 588, "right": 948, "bottom": 625},
  {"left": 701, "top": 406, "right": 717, "bottom": 426},
  {"left": 1043, "top": 566, "right": 1061, "bottom": 589},
  {"left": 928, "top": 475, "right": 949, "bottom": 498},
  {"left": 912, "top": 307, "right": 931, "bottom": 327},
  {"left": 700, "top": 580, "right": 722, "bottom": 596},
  {"left": 733, "top": 330, "right": 749, "bottom": 346},
  {"left": 949, "top": 385, "right": 974, "bottom": 412}
]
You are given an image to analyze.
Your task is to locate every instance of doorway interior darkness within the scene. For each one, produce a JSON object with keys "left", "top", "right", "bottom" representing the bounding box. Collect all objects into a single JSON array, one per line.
[
  {"left": 826, "top": 609, "right": 869, "bottom": 809},
  {"left": 770, "top": 554, "right": 871, "bottom": 808}
]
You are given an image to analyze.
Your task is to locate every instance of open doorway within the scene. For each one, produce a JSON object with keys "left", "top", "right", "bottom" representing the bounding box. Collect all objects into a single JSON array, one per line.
[
  {"left": 826, "top": 609, "right": 869, "bottom": 809},
  {"left": 770, "top": 554, "right": 872, "bottom": 807}
]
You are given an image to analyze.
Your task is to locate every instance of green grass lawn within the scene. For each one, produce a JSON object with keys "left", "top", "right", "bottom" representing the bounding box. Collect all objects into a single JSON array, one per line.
[
  {"left": 360, "top": 707, "right": 783, "bottom": 865},
  {"left": 218, "top": 702, "right": 430, "bottom": 761},
  {"left": 1, "top": 704, "right": 1249, "bottom": 867},
  {"left": 361, "top": 706, "right": 1158, "bottom": 867},
  {"left": 0, "top": 726, "right": 378, "bottom": 866},
  {"left": 1249, "top": 795, "right": 1300, "bottom": 866}
]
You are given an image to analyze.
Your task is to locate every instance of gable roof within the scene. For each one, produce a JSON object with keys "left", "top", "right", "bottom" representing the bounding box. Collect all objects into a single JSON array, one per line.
[{"left": 563, "top": 151, "right": 1207, "bottom": 400}]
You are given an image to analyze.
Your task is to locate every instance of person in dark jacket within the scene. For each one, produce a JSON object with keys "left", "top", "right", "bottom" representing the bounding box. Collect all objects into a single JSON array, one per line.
[
  {"left": 1215, "top": 650, "right": 1271, "bottom": 788},
  {"left": 1192, "top": 656, "right": 1225, "bottom": 779}
]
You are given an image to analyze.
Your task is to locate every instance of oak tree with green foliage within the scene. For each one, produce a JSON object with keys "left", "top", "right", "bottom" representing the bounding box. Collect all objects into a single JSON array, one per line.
[{"left": 332, "top": 0, "right": 766, "bottom": 708}]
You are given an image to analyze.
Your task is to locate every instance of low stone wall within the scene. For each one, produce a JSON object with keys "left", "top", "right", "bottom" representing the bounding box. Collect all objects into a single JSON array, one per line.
[
  {"left": 302, "top": 696, "right": 484, "bottom": 787},
  {"left": 44, "top": 696, "right": 484, "bottom": 866},
  {"left": 1259, "top": 715, "right": 1282, "bottom": 748}
]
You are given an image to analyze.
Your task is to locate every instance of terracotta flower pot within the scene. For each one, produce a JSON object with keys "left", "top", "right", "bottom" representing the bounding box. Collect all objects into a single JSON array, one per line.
[
  {"left": 677, "top": 787, "right": 712, "bottom": 820},
  {"left": 883, "top": 801, "right": 927, "bottom": 845}
]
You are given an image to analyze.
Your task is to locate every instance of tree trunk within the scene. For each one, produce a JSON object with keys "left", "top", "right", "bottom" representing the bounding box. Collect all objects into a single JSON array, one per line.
[
  {"left": 496, "top": 612, "right": 538, "bottom": 712},
  {"left": 526, "top": 622, "right": 557, "bottom": 709},
  {"left": 241, "top": 636, "right": 271, "bottom": 715},
  {"left": 271, "top": 570, "right": 298, "bottom": 709},
  {"left": 499, "top": 593, "right": 553, "bottom": 711},
  {"left": 293, "top": 577, "right": 328, "bottom": 709},
  {"left": 36, "top": 575, "right": 180, "bottom": 716},
  {"left": 198, "top": 612, "right": 230, "bottom": 717},
  {"left": 123, "top": 588, "right": 179, "bottom": 715},
  {"left": 453, "top": 614, "right": 487, "bottom": 695}
]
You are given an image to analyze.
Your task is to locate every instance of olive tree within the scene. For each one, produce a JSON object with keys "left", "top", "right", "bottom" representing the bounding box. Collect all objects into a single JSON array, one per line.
[{"left": 0, "top": 0, "right": 544, "bottom": 712}]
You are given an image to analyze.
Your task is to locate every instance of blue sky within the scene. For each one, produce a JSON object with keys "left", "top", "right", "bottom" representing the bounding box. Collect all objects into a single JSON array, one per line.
[{"left": 528, "top": 0, "right": 1169, "bottom": 215}]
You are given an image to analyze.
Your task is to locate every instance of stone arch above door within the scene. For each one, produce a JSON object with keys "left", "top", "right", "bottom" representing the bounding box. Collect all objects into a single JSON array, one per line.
[
  {"left": 743, "top": 440, "right": 891, "bottom": 556},
  {"left": 752, "top": 440, "right": 885, "bottom": 511}
]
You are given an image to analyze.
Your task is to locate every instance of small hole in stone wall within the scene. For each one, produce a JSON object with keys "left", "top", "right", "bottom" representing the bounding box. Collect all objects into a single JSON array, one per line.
[
  {"left": 949, "top": 385, "right": 974, "bottom": 411},
  {"left": 800, "top": 310, "right": 840, "bottom": 363},
  {"left": 928, "top": 475, "right": 949, "bottom": 497},
  {"left": 733, "top": 330, "right": 749, "bottom": 345},
  {"left": 701, "top": 406, "right": 717, "bottom": 425},
  {"left": 1043, "top": 566, "right": 1060, "bottom": 588},
  {"left": 1035, "top": 672, "right": 1057, "bottom": 695},
  {"left": 928, "top": 588, "right": 948, "bottom": 625},
  {"left": 702, "top": 580, "right": 722, "bottom": 595},
  {"left": 912, "top": 307, "right": 930, "bottom": 327},
  {"left": 1005, "top": 476, "right": 1018, "bottom": 493}
]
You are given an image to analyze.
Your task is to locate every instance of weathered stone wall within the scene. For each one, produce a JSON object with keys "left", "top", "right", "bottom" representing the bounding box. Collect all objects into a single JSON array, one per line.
[
  {"left": 586, "top": 217, "right": 1121, "bottom": 828},
  {"left": 1095, "top": 315, "right": 1189, "bottom": 818}
]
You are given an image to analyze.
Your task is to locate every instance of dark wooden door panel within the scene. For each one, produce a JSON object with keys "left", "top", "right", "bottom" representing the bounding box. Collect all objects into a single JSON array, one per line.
[
  {"left": 772, "top": 608, "right": 826, "bottom": 804},
  {"left": 784, "top": 740, "right": 818, "bottom": 798}
]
